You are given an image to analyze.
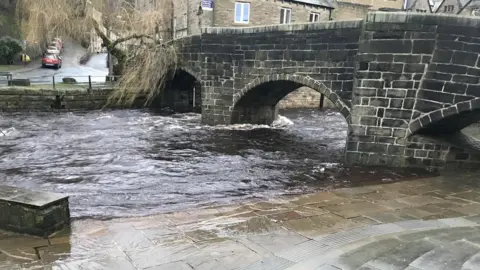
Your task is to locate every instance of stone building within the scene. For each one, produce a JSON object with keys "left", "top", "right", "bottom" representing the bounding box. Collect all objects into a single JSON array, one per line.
[
  {"left": 172, "top": 0, "right": 335, "bottom": 38},
  {"left": 405, "top": 0, "right": 480, "bottom": 14},
  {"left": 332, "top": 1, "right": 371, "bottom": 20}
]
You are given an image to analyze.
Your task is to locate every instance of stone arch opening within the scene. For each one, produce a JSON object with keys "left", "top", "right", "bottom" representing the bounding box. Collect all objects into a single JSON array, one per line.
[
  {"left": 231, "top": 75, "right": 351, "bottom": 125},
  {"left": 409, "top": 99, "right": 480, "bottom": 136},
  {"left": 150, "top": 68, "right": 202, "bottom": 113},
  {"left": 408, "top": 98, "right": 480, "bottom": 155}
]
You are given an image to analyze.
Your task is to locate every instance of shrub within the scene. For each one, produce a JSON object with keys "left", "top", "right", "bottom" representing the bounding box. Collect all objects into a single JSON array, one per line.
[{"left": 0, "top": 36, "right": 23, "bottom": 63}]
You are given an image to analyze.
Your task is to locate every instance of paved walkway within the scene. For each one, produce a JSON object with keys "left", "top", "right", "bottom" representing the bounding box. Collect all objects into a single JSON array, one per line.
[{"left": 2, "top": 172, "right": 480, "bottom": 269}]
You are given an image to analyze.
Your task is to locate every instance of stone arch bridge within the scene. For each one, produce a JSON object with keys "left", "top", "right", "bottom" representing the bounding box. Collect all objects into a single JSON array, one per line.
[{"left": 158, "top": 12, "right": 480, "bottom": 170}]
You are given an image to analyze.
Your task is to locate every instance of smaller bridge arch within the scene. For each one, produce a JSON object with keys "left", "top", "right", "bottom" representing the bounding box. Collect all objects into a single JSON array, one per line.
[
  {"left": 231, "top": 74, "right": 351, "bottom": 125},
  {"left": 151, "top": 67, "right": 202, "bottom": 113},
  {"left": 408, "top": 98, "right": 480, "bottom": 136}
]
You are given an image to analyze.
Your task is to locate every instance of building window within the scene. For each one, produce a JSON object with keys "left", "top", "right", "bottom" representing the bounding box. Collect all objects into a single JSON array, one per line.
[
  {"left": 472, "top": 8, "right": 480, "bottom": 16},
  {"left": 444, "top": 5, "right": 454, "bottom": 12},
  {"left": 201, "top": 0, "right": 213, "bottom": 10},
  {"left": 309, "top": 12, "right": 320, "bottom": 22},
  {"left": 280, "top": 8, "right": 292, "bottom": 24},
  {"left": 234, "top": 2, "right": 250, "bottom": 23}
]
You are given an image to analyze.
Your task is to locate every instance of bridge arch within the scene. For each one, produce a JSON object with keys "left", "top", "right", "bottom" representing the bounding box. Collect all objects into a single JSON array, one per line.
[
  {"left": 231, "top": 74, "right": 351, "bottom": 125},
  {"left": 408, "top": 98, "right": 480, "bottom": 136},
  {"left": 152, "top": 67, "right": 202, "bottom": 113}
]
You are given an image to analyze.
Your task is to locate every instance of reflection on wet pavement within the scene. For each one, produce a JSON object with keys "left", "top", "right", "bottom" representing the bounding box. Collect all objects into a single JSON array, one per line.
[{"left": 2, "top": 172, "right": 480, "bottom": 269}]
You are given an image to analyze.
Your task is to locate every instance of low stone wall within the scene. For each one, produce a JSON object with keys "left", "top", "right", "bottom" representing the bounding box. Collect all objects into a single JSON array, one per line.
[
  {"left": 0, "top": 88, "right": 145, "bottom": 111},
  {"left": 278, "top": 87, "right": 336, "bottom": 109},
  {"left": 0, "top": 185, "right": 70, "bottom": 237},
  {"left": 0, "top": 87, "right": 337, "bottom": 112}
]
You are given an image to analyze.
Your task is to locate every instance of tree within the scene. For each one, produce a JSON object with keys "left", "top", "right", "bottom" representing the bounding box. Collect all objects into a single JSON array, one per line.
[
  {"left": 0, "top": 36, "right": 23, "bottom": 64},
  {"left": 16, "top": 0, "right": 179, "bottom": 106}
]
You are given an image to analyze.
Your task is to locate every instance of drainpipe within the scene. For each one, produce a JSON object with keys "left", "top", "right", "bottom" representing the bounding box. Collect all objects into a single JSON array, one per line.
[
  {"left": 212, "top": 1, "right": 216, "bottom": 27},
  {"left": 328, "top": 8, "right": 332, "bottom": 20},
  {"left": 187, "top": 0, "right": 191, "bottom": 35}
]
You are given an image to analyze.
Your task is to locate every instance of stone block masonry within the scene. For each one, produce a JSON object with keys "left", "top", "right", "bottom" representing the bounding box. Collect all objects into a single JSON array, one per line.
[
  {"left": 0, "top": 186, "right": 70, "bottom": 237},
  {"left": 171, "top": 12, "right": 480, "bottom": 170},
  {"left": 345, "top": 12, "right": 480, "bottom": 170},
  {"left": 0, "top": 88, "right": 146, "bottom": 112}
]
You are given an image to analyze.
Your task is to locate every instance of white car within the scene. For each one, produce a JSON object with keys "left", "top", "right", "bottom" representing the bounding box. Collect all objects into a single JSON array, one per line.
[
  {"left": 46, "top": 46, "right": 60, "bottom": 55},
  {"left": 50, "top": 41, "right": 62, "bottom": 51},
  {"left": 53, "top": 37, "right": 62, "bottom": 45}
]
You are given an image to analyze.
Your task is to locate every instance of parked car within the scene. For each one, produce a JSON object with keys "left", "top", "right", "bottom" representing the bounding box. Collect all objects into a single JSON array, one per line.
[
  {"left": 53, "top": 37, "right": 62, "bottom": 46},
  {"left": 50, "top": 41, "right": 62, "bottom": 51},
  {"left": 46, "top": 46, "right": 60, "bottom": 55},
  {"left": 42, "top": 53, "right": 62, "bottom": 69}
]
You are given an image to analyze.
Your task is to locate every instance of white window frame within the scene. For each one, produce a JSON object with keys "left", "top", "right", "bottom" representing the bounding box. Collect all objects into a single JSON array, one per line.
[
  {"left": 309, "top": 12, "right": 320, "bottom": 22},
  {"left": 201, "top": 0, "right": 213, "bottom": 11},
  {"left": 280, "top": 7, "right": 292, "bottom": 24},
  {"left": 444, "top": 5, "right": 454, "bottom": 12},
  {"left": 234, "top": 2, "right": 250, "bottom": 24}
]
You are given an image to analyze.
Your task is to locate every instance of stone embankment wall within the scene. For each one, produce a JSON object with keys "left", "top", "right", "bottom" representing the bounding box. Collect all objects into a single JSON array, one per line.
[
  {"left": 0, "top": 88, "right": 144, "bottom": 111},
  {"left": 278, "top": 87, "right": 336, "bottom": 109}
]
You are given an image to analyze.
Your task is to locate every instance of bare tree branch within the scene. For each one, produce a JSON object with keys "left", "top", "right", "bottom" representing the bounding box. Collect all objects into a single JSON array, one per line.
[{"left": 110, "top": 33, "right": 154, "bottom": 49}]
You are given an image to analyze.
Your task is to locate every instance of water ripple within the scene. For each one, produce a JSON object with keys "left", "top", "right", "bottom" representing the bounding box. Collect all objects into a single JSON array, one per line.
[{"left": 0, "top": 108, "right": 434, "bottom": 218}]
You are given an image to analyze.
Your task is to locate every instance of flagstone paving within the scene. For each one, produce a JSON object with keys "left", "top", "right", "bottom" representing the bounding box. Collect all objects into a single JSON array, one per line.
[{"left": 2, "top": 171, "right": 480, "bottom": 269}]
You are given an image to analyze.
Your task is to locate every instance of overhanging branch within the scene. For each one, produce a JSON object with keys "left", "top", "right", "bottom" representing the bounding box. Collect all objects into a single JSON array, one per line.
[
  {"left": 92, "top": 21, "right": 112, "bottom": 47},
  {"left": 110, "top": 33, "right": 154, "bottom": 49}
]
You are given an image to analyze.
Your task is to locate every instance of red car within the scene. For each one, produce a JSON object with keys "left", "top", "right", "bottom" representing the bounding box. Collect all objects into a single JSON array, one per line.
[{"left": 42, "top": 53, "right": 62, "bottom": 69}]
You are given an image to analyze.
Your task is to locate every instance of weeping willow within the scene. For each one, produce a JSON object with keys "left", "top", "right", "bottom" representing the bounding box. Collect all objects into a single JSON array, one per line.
[{"left": 16, "top": 0, "right": 179, "bottom": 107}]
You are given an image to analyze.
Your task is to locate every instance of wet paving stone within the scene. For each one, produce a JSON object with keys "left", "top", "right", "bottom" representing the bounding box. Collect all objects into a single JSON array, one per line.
[
  {"left": 324, "top": 201, "right": 389, "bottom": 218},
  {"left": 244, "top": 229, "right": 309, "bottom": 254},
  {"left": 3, "top": 175, "right": 480, "bottom": 269},
  {"left": 450, "top": 191, "right": 480, "bottom": 203}
]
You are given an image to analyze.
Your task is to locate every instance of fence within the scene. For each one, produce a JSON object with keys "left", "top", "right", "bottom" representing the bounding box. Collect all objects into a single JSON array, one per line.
[{"left": 1, "top": 74, "right": 122, "bottom": 92}]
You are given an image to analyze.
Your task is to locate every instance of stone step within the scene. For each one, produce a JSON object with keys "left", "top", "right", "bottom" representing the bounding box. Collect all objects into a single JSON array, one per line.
[
  {"left": 409, "top": 240, "right": 480, "bottom": 270},
  {"left": 429, "top": 228, "right": 480, "bottom": 245},
  {"left": 360, "top": 239, "right": 437, "bottom": 270},
  {"left": 333, "top": 238, "right": 403, "bottom": 270},
  {"left": 461, "top": 251, "right": 480, "bottom": 270}
]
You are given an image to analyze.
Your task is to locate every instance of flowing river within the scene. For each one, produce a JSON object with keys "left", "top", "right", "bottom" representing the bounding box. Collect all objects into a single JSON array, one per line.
[{"left": 0, "top": 109, "right": 435, "bottom": 219}]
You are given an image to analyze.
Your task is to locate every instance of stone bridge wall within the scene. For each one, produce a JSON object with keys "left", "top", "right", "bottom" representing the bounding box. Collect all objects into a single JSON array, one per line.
[
  {"left": 177, "top": 20, "right": 362, "bottom": 125},
  {"left": 172, "top": 12, "right": 480, "bottom": 170},
  {"left": 347, "top": 13, "right": 480, "bottom": 169}
]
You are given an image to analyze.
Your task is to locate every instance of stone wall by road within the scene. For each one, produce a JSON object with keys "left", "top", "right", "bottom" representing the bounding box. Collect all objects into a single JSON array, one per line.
[{"left": 0, "top": 88, "right": 144, "bottom": 112}]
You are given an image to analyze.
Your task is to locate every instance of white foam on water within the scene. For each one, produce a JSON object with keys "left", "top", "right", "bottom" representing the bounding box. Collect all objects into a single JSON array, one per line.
[
  {"left": 0, "top": 127, "right": 17, "bottom": 137},
  {"left": 206, "top": 114, "right": 294, "bottom": 131},
  {"left": 272, "top": 115, "right": 294, "bottom": 128},
  {"left": 94, "top": 114, "right": 113, "bottom": 120}
]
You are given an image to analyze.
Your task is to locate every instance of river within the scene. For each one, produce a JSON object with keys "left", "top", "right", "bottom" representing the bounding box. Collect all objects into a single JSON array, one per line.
[{"left": 0, "top": 109, "right": 435, "bottom": 219}]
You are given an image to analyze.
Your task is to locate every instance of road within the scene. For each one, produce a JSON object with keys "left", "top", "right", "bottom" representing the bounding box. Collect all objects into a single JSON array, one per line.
[{"left": 11, "top": 41, "right": 108, "bottom": 84}]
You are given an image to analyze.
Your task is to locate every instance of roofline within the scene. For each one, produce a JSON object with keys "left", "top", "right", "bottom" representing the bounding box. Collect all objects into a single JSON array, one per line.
[
  {"left": 337, "top": 1, "right": 372, "bottom": 8},
  {"left": 458, "top": 0, "right": 475, "bottom": 14},
  {"left": 289, "top": 0, "right": 335, "bottom": 9}
]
